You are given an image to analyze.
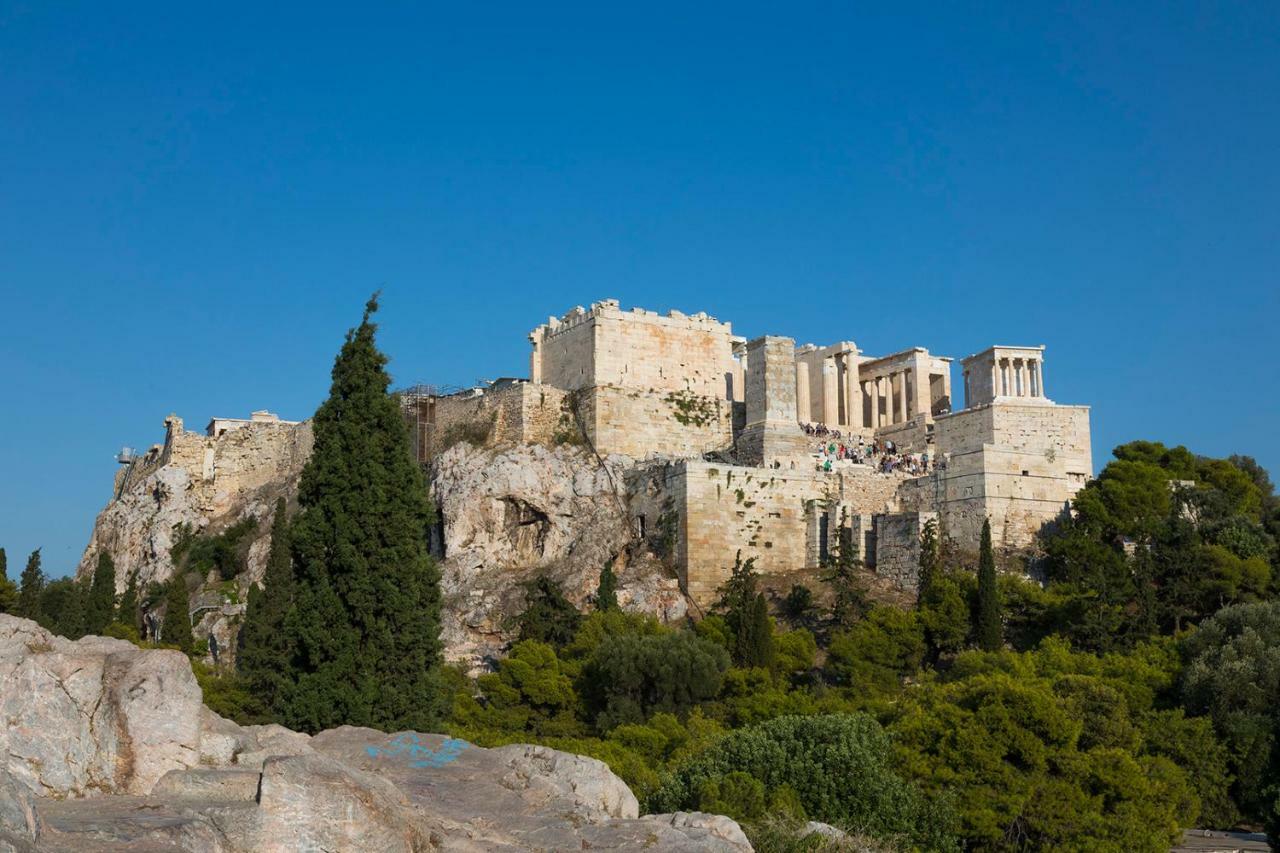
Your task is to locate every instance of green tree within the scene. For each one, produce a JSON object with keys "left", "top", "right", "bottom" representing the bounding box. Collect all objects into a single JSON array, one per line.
[
  {"left": 917, "top": 517, "right": 941, "bottom": 603},
  {"left": 16, "top": 548, "right": 44, "bottom": 621},
  {"left": 283, "top": 295, "right": 444, "bottom": 733},
  {"left": 238, "top": 497, "right": 295, "bottom": 718},
  {"left": 741, "top": 593, "right": 775, "bottom": 670},
  {"left": 826, "top": 607, "right": 926, "bottom": 693},
  {"left": 821, "top": 524, "right": 869, "bottom": 629},
  {"left": 0, "top": 547, "right": 16, "bottom": 613},
  {"left": 781, "top": 584, "right": 815, "bottom": 625},
  {"left": 582, "top": 630, "right": 730, "bottom": 731},
  {"left": 38, "top": 577, "right": 86, "bottom": 638},
  {"left": 84, "top": 552, "right": 117, "bottom": 635},
  {"left": 715, "top": 551, "right": 765, "bottom": 665},
  {"left": 517, "top": 575, "right": 582, "bottom": 648},
  {"left": 975, "top": 519, "right": 1002, "bottom": 651},
  {"left": 595, "top": 558, "right": 619, "bottom": 611},
  {"left": 160, "top": 573, "right": 194, "bottom": 653},
  {"left": 115, "top": 569, "right": 140, "bottom": 634},
  {"left": 1181, "top": 601, "right": 1280, "bottom": 822},
  {"left": 650, "top": 714, "right": 957, "bottom": 851}
]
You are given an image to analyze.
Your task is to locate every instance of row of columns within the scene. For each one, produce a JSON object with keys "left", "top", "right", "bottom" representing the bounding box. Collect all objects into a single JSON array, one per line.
[
  {"left": 862, "top": 370, "right": 912, "bottom": 428},
  {"left": 796, "top": 352, "right": 861, "bottom": 429},
  {"left": 995, "top": 357, "right": 1043, "bottom": 399}
]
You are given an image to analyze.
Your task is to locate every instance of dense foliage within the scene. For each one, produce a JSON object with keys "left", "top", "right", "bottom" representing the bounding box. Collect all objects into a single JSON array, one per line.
[{"left": 282, "top": 294, "right": 445, "bottom": 733}]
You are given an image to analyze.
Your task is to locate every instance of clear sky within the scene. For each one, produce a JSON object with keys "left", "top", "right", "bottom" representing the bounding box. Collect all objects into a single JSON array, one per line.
[{"left": 2, "top": 3, "right": 1277, "bottom": 577}]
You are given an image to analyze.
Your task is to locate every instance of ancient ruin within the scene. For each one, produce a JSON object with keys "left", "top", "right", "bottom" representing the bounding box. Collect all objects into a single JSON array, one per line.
[
  {"left": 83, "top": 297, "right": 1093, "bottom": 636},
  {"left": 402, "top": 299, "right": 1093, "bottom": 605}
]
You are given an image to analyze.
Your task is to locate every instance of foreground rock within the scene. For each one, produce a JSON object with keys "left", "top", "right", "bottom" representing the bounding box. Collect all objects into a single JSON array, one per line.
[{"left": 1, "top": 616, "right": 749, "bottom": 851}]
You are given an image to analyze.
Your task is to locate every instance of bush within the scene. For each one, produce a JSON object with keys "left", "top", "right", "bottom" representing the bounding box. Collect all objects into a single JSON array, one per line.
[
  {"left": 649, "top": 714, "right": 958, "bottom": 851},
  {"left": 582, "top": 630, "right": 730, "bottom": 731},
  {"left": 825, "top": 607, "right": 924, "bottom": 693}
]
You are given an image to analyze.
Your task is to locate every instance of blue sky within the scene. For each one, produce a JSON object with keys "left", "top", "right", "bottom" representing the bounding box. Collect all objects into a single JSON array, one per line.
[{"left": 2, "top": 3, "right": 1277, "bottom": 577}]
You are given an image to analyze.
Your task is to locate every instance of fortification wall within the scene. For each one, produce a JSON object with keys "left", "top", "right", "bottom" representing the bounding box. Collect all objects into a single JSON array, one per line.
[
  {"left": 667, "top": 461, "right": 907, "bottom": 606},
  {"left": 871, "top": 511, "right": 936, "bottom": 592},
  {"left": 533, "top": 301, "right": 735, "bottom": 398},
  {"left": 576, "top": 385, "right": 734, "bottom": 460},
  {"left": 407, "top": 384, "right": 571, "bottom": 459},
  {"left": 931, "top": 402, "right": 1091, "bottom": 550}
]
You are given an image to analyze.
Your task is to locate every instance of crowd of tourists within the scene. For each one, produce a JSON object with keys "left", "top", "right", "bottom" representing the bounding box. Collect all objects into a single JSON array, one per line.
[{"left": 802, "top": 423, "right": 933, "bottom": 475}]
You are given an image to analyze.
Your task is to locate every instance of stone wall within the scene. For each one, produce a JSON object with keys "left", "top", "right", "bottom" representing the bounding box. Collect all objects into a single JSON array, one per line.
[
  {"left": 870, "top": 512, "right": 936, "bottom": 592},
  {"left": 932, "top": 401, "right": 1091, "bottom": 550},
  {"left": 404, "top": 383, "right": 571, "bottom": 461},
  {"left": 664, "top": 460, "right": 909, "bottom": 606},
  {"left": 532, "top": 300, "right": 736, "bottom": 398},
  {"left": 578, "top": 385, "right": 734, "bottom": 460}
]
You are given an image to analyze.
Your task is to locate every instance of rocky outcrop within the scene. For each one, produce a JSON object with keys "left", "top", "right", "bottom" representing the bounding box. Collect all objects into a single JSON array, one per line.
[
  {"left": 429, "top": 442, "right": 689, "bottom": 667},
  {"left": 76, "top": 416, "right": 692, "bottom": 669},
  {"left": 1, "top": 615, "right": 749, "bottom": 851}
]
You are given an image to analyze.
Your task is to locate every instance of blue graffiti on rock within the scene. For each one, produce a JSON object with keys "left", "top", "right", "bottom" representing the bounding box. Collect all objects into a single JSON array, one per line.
[{"left": 365, "top": 733, "right": 468, "bottom": 768}]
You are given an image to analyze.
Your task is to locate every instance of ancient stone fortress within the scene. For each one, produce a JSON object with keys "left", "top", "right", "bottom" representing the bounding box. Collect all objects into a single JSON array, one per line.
[{"left": 410, "top": 299, "right": 1092, "bottom": 605}]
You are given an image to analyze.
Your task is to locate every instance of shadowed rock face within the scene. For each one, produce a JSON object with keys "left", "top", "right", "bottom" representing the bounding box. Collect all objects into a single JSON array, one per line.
[{"left": 0, "top": 615, "right": 750, "bottom": 852}]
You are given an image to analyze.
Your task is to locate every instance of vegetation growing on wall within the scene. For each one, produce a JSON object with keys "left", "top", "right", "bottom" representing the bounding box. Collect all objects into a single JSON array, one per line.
[{"left": 665, "top": 389, "right": 719, "bottom": 427}]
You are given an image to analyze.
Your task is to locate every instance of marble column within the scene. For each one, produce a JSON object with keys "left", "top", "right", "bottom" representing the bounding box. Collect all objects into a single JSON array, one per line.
[
  {"left": 795, "top": 360, "right": 811, "bottom": 422},
  {"left": 842, "top": 354, "right": 858, "bottom": 429},
  {"left": 821, "top": 357, "right": 838, "bottom": 426},
  {"left": 901, "top": 368, "right": 911, "bottom": 422}
]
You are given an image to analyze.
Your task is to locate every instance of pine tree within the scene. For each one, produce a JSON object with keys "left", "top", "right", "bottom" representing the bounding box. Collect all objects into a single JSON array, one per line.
[
  {"left": 917, "top": 518, "right": 941, "bottom": 604},
  {"left": 238, "top": 498, "right": 296, "bottom": 717},
  {"left": 85, "top": 552, "right": 117, "bottom": 635},
  {"left": 60, "top": 580, "right": 87, "bottom": 639},
  {"left": 975, "top": 519, "right": 1002, "bottom": 651},
  {"left": 160, "top": 574, "right": 194, "bottom": 653},
  {"left": 16, "top": 549, "right": 44, "bottom": 621},
  {"left": 0, "top": 547, "right": 16, "bottom": 614},
  {"left": 116, "top": 570, "right": 140, "bottom": 633},
  {"left": 595, "top": 558, "right": 619, "bottom": 612},
  {"left": 283, "top": 295, "right": 444, "bottom": 733}
]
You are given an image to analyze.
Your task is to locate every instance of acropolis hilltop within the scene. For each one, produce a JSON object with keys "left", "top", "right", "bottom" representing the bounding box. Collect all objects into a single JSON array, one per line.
[
  {"left": 402, "top": 298, "right": 1092, "bottom": 604},
  {"left": 96, "top": 298, "right": 1091, "bottom": 609}
]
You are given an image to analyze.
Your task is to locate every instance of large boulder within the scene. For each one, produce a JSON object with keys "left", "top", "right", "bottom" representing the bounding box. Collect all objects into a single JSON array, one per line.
[
  {"left": 2, "top": 617, "right": 750, "bottom": 850},
  {"left": 0, "top": 615, "right": 209, "bottom": 797}
]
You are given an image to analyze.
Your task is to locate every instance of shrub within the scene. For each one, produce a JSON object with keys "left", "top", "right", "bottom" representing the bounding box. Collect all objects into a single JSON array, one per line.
[
  {"left": 582, "top": 630, "right": 730, "bottom": 731},
  {"left": 649, "top": 714, "right": 957, "bottom": 851}
]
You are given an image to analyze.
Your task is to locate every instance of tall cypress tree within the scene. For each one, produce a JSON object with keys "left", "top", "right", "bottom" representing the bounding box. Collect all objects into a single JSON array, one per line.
[
  {"left": 16, "top": 549, "right": 44, "bottom": 621},
  {"left": 160, "top": 574, "right": 194, "bottom": 653},
  {"left": 283, "top": 295, "right": 444, "bottom": 733},
  {"left": 743, "top": 592, "right": 776, "bottom": 670},
  {"left": 916, "top": 518, "right": 941, "bottom": 604},
  {"left": 238, "top": 497, "right": 296, "bottom": 716},
  {"left": 0, "top": 548, "right": 16, "bottom": 614},
  {"left": 116, "top": 570, "right": 140, "bottom": 633},
  {"left": 595, "top": 558, "right": 619, "bottom": 612},
  {"left": 975, "top": 519, "right": 1002, "bottom": 651},
  {"left": 85, "top": 552, "right": 117, "bottom": 635}
]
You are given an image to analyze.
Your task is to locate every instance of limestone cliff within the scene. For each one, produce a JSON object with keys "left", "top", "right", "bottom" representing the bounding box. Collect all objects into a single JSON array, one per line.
[
  {"left": 432, "top": 442, "right": 686, "bottom": 667},
  {"left": 76, "top": 416, "right": 689, "bottom": 668}
]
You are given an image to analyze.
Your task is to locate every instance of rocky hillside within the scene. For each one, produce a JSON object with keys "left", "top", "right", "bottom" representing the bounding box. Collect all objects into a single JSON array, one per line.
[
  {"left": 75, "top": 429, "right": 690, "bottom": 669},
  {"left": 0, "top": 614, "right": 748, "bottom": 852}
]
